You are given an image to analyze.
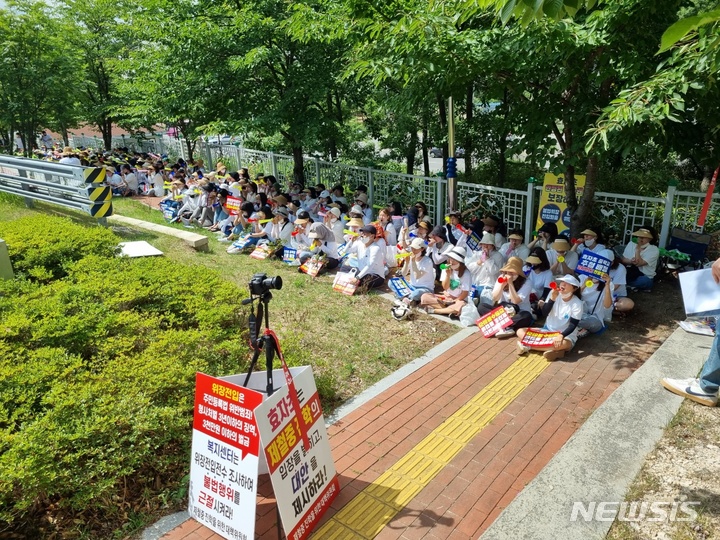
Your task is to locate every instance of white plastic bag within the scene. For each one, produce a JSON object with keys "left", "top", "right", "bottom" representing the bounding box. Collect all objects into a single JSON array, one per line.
[{"left": 459, "top": 301, "right": 480, "bottom": 327}]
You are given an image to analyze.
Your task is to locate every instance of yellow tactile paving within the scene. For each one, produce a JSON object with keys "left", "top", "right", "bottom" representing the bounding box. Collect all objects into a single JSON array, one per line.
[{"left": 312, "top": 352, "right": 550, "bottom": 539}]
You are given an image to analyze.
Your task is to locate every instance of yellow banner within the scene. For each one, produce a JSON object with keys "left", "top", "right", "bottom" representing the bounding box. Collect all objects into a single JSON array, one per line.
[{"left": 535, "top": 172, "right": 586, "bottom": 237}]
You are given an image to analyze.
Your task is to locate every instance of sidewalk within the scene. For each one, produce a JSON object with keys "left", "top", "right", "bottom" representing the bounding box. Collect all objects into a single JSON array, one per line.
[{"left": 150, "top": 317, "right": 691, "bottom": 540}]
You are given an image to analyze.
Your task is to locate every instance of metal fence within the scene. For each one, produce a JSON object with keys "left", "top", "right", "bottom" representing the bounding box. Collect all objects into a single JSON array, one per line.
[
  {"left": 68, "top": 137, "right": 720, "bottom": 249},
  {"left": 0, "top": 155, "right": 113, "bottom": 223}
]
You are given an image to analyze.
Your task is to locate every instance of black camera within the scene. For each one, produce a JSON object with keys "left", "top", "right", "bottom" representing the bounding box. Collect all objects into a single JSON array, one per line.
[{"left": 249, "top": 273, "right": 282, "bottom": 296}]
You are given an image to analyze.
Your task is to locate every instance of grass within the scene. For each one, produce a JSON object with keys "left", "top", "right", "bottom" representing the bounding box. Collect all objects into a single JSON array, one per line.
[{"left": 0, "top": 193, "right": 457, "bottom": 413}]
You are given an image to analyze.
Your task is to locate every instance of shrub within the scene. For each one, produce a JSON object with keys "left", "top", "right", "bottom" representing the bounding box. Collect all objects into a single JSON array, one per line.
[
  {"left": 0, "top": 218, "right": 251, "bottom": 537},
  {"left": 0, "top": 215, "right": 118, "bottom": 281}
]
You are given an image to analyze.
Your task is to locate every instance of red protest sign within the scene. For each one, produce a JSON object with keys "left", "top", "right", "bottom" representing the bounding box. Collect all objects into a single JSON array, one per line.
[
  {"left": 520, "top": 328, "right": 562, "bottom": 349},
  {"left": 476, "top": 305, "right": 514, "bottom": 337}
]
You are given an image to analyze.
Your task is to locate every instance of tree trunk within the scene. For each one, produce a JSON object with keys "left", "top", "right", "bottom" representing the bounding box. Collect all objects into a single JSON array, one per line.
[
  {"left": 185, "top": 139, "right": 194, "bottom": 163},
  {"left": 406, "top": 130, "right": 418, "bottom": 175},
  {"left": 568, "top": 155, "right": 599, "bottom": 239},
  {"left": 292, "top": 146, "right": 305, "bottom": 185},
  {"left": 99, "top": 116, "right": 112, "bottom": 151},
  {"left": 464, "top": 83, "right": 474, "bottom": 182},
  {"left": 701, "top": 165, "right": 713, "bottom": 192},
  {"left": 327, "top": 92, "right": 338, "bottom": 160},
  {"left": 422, "top": 125, "right": 430, "bottom": 177}
]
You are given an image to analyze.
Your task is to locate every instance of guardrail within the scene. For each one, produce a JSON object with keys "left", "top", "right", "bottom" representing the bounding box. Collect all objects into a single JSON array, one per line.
[{"left": 0, "top": 155, "right": 113, "bottom": 225}]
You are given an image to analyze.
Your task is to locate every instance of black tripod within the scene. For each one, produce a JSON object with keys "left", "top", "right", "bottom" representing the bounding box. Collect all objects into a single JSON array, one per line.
[
  {"left": 241, "top": 289, "right": 286, "bottom": 540},
  {"left": 242, "top": 290, "right": 279, "bottom": 396}
]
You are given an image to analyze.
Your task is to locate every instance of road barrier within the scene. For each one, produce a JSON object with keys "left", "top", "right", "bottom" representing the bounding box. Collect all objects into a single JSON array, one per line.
[{"left": 0, "top": 155, "right": 113, "bottom": 224}]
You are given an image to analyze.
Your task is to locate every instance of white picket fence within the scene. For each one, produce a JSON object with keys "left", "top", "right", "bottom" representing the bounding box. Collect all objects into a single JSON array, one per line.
[{"left": 69, "top": 135, "right": 720, "bottom": 248}]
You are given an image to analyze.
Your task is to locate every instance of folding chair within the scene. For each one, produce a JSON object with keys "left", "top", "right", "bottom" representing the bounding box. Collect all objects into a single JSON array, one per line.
[{"left": 659, "top": 227, "right": 712, "bottom": 279}]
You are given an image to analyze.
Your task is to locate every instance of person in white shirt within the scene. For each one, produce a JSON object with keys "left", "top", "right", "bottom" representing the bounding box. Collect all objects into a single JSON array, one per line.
[
  {"left": 378, "top": 207, "right": 399, "bottom": 269},
  {"left": 420, "top": 245, "right": 472, "bottom": 317},
  {"left": 347, "top": 225, "right": 386, "bottom": 290},
  {"left": 576, "top": 272, "right": 614, "bottom": 338},
  {"left": 525, "top": 250, "right": 554, "bottom": 302},
  {"left": 517, "top": 274, "right": 584, "bottom": 361},
  {"left": 466, "top": 231, "right": 504, "bottom": 307},
  {"left": 547, "top": 238, "right": 579, "bottom": 277},
  {"left": 427, "top": 226, "right": 453, "bottom": 273},
  {"left": 299, "top": 222, "right": 340, "bottom": 272},
  {"left": 58, "top": 146, "right": 81, "bottom": 166},
  {"left": 478, "top": 256, "right": 535, "bottom": 338},
  {"left": 14, "top": 132, "right": 24, "bottom": 153},
  {"left": 608, "top": 252, "right": 634, "bottom": 313},
  {"left": 324, "top": 206, "right": 345, "bottom": 245},
  {"left": 354, "top": 192, "right": 373, "bottom": 224},
  {"left": 444, "top": 210, "right": 468, "bottom": 248},
  {"left": 481, "top": 216, "right": 506, "bottom": 249},
  {"left": 498, "top": 230, "right": 530, "bottom": 263},
  {"left": 620, "top": 227, "right": 660, "bottom": 291},
  {"left": 331, "top": 184, "right": 348, "bottom": 206},
  {"left": 572, "top": 228, "right": 606, "bottom": 257},
  {"left": 121, "top": 164, "right": 138, "bottom": 195},
  {"left": 398, "top": 237, "right": 436, "bottom": 305}
]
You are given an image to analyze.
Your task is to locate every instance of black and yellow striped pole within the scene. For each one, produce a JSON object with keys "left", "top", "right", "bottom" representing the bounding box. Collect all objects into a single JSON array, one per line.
[{"left": 83, "top": 167, "right": 113, "bottom": 223}]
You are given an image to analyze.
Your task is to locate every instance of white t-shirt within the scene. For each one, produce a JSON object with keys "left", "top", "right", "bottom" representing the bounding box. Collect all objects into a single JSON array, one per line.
[
  {"left": 545, "top": 294, "right": 583, "bottom": 334},
  {"left": 349, "top": 241, "right": 386, "bottom": 278},
  {"left": 124, "top": 173, "right": 138, "bottom": 192},
  {"left": 441, "top": 267, "right": 472, "bottom": 299},
  {"left": 152, "top": 173, "right": 165, "bottom": 197},
  {"left": 408, "top": 255, "right": 436, "bottom": 291},
  {"left": 528, "top": 269, "right": 553, "bottom": 298},
  {"left": 547, "top": 249, "right": 579, "bottom": 276},
  {"left": 59, "top": 156, "right": 81, "bottom": 166},
  {"left": 466, "top": 249, "right": 504, "bottom": 288},
  {"left": 581, "top": 282, "right": 611, "bottom": 324},
  {"left": 498, "top": 242, "right": 530, "bottom": 263},
  {"left": 610, "top": 264, "right": 627, "bottom": 297},
  {"left": 622, "top": 242, "right": 660, "bottom": 278},
  {"left": 577, "top": 242, "right": 606, "bottom": 256},
  {"left": 491, "top": 278, "right": 533, "bottom": 313},
  {"left": 428, "top": 241, "right": 453, "bottom": 266}
]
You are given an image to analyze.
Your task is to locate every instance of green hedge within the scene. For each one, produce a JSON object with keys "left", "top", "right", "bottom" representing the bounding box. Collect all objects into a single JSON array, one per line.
[{"left": 0, "top": 217, "right": 250, "bottom": 537}]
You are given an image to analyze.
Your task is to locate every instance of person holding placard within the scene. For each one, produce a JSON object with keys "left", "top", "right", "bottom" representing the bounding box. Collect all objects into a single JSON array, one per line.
[
  {"left": 547, "top": 238, "right": 579, "bottom": 277},
  {"left": 478, "top": 257, "right": 534, "bottom": 338},
  {"left": 397, "top": 238, "right": 436, "bottom": 306},
  {"left": 517, "top": 274, "right": 584, "bottom": 361},
  {"left": 660, "top": 258, "right": 720, "bottom": 407}
]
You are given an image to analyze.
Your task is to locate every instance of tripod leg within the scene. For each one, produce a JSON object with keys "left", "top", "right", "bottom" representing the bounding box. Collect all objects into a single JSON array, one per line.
[
  {"left": 265, "top": 334, "right": 276, "bottom": 396},
  {"left": 242, "top": 344, "right": 264, "bottom": 388}
]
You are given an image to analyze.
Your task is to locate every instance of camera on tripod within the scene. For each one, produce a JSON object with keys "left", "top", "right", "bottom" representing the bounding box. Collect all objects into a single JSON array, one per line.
[{"left": 249, "top": 273, "right": 282, "bottom": 297}]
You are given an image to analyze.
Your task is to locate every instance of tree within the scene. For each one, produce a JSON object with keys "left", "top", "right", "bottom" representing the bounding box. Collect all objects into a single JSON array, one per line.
[
  {"left": 0, "top": 2, "right": 80, "bottom": 156},
  {"left": 57, "top": 0, "right": 133, "bottom": 150}
]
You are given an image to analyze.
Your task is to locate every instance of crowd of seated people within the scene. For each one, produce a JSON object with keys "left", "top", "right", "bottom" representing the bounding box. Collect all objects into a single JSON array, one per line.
[{"left": 37, "top": 148, "right": 661, "bottom": 356}]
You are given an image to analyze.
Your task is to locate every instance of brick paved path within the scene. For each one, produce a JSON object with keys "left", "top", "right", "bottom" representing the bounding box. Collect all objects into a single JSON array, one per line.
[{"left": 161, "top": 326, "right": 659, "bottom": 540}]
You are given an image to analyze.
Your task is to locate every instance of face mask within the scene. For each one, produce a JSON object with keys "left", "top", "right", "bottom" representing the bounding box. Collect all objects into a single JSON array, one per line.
[
  {"left": 585, "top": 238, "right": 596, "bottom": 246},
  {"left": 363, "top": 236, "right": 373, "bottom": 245},
  {"left": 450, "top": 262, "right": 460, "bottom": 271}
]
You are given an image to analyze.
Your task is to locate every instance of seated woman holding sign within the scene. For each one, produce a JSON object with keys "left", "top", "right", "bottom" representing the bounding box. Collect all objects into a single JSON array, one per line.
[
  {"left": 396, "top": 237, "right": 436, "bottom": 306},
  {"left": 547, "top": 237, "right": 579, "bottom": 277},
  {"left": 517, "top": 274, "right": 584, "bottom": 361},
  {"left": 345, "top": 225, "right": 387, "bottom": 291},
  {"left": 420, "top": 246, "right": 472, "bottom": 317},
  {"left": 297, "top": 222, "right": 340, "bottom": 271},
  {"left": 477, "top": 257, "right": 534, "bottom": 338},
  {"left": 577, "top": 271, "right": 614, "bottom": 338}
]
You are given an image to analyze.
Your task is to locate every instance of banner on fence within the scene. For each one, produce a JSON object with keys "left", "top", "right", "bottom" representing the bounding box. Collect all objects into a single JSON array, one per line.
[{"left": 535, "top": 173, "right": 586, "bottom": 237}]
